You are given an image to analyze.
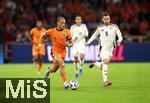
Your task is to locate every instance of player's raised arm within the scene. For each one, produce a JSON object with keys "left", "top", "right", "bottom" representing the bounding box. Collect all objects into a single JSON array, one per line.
[
  {"left": 115, "top": 26, "right": 123, "bottom": 47},
  {"left": 86, "top": 28, "right": 100, "bottom": 45},
  {"left": 29, "top": 29, "right": 33, "bottom": 43}
]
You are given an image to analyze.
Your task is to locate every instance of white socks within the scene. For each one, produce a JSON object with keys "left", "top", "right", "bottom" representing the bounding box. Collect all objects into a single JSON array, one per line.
[
  {"left": 74, "top": 62, "right": 78, "bottom": 73},
  {"left": 102, "top": 64, "right": 108, "bottom": 82},
  {"left": 79, "top": 59, "right": 84, "bottom": 69},
  {"left": 94, "top": 62, "right": 102, "bottom": 68}
]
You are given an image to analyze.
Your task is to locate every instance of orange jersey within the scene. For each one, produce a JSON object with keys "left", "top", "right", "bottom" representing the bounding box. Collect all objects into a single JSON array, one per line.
[
  {"left": 46, "top": 28, "right": 72, "bottom": 54},
  {"left": 30, "top": 27, "right": 47, "bottom": 56},
  {"left": 30, "top": 27, "right": 47, "bottom": 45}
]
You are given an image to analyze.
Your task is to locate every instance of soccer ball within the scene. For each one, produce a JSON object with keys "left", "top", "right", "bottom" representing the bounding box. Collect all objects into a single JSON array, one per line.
[{"left": 69, "top": 80, "right": 79, "bottom": 90}]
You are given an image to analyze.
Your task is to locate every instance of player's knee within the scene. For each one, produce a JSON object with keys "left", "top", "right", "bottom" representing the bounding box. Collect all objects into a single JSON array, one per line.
[
  {"left": 59, "top": 62, "right": 65, "bottom": 69},
  {"left": 50, "top": 69, "right": 55, "bottom": 73},
  {"left": 103, "top": 59, "right": 110, "bottom": 64},
  {"left": 33, "top": 56, "right": 39, "bottom": 62},
  {"left": 51, "top": 67, "right": 58, "bottom": 73},
  {"left": 80, "top": 57, "right": 84, "bottom": 61},
  {"left": 74, "top": 57, "right": 78, "bottom": 63},
  {"left": 59, "top": 64, "right": 64, "bottom": 69},
  {"left": 80, "top": 54, "right": 84, "bottom": 59},
  {"left": 38, "top": 55, "right": 43, "bottom": 62},
  {"left": 51, "top": 69, "right": 57, "bottom": 73}
]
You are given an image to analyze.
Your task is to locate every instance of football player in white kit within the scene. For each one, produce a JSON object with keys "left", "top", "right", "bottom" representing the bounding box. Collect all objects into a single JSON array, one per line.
[
  {"left": 70, "top": 15, "right": 88, "bottom": 78},
  {"left": 86, "top": 12, "right": 123, "bottom": 86}
]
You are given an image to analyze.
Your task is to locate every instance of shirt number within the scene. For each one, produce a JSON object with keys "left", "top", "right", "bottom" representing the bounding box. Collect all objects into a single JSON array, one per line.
[{"left": 105, "top": 31, "right": 108, "bottom": 36}]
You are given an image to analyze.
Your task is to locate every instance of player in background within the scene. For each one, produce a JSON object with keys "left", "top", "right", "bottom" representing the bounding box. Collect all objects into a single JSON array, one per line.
[
  {"left": 86, "top": 12, "right": 123, "bottom": 86},
  {"left": 29, "top": 20, "right": 46, "bottom": 74},
  {"left": 39, "top": 17, "right": 74, "bottom": 89},
  {"left": 70, "top": 15, "right": 88, "bottom": 78}
]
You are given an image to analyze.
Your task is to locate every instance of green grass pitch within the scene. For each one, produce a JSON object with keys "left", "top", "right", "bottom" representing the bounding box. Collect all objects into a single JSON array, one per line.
[{"left": 0, "top": 63, "right": 150, "bottom": 103}]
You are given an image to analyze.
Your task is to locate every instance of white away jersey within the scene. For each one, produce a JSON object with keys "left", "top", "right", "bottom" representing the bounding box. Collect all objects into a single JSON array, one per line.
[
  {"left": 70, "top": 24, "right": 88, "bottom": 46},
  {"left": 87, "top": 24, "right": 123, "bottom": 53}
]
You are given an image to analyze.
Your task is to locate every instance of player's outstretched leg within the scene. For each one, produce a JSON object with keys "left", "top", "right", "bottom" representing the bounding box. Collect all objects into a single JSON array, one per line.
[
  {"left": 44, "top": 67, "right": 51, "bottom": 78},
  {"left": 79, "top": 54, "right": 84, "bottom": 76},
  {"left": 79, "top": 60, "right": 83, "bottom": 76},
  {"left": 44, "top": 62, "right": 59, "bottom": 78},
  {"left": 89, "top": 63, "right": 95, "bottom": 68},
  {"left": 55, "top": 54, "right": 70, "bottom": 89},
  {"left": 89, "top": 58, "right": 102, "bottom": 69},
  {"left": 89, "top": 61, "right": 102, "bottom": 69},
  {"left": 33, "top": 55, "right": 41, "bottom": 74},
  {"left": 74, "top": 57, "right": 79, "bottom": 78},
  {"left": 37, "top": 55, "right": 44, "bottom": 74},
  {"left": 59, "top": 63, "right": 70, "bottom": 89}
]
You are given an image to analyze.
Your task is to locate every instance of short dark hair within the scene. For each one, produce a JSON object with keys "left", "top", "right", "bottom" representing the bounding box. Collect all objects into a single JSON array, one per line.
[
  {"left": 75, "top": 15, "right": 82, "bottom": 19},
  {"left": 101, "top": 12, "right": 110, "bottom": 18},
  {"left": 57, "top": 16, "right": 65, "bottom": 22},
  {"left": 76, "top": 15, "right": 81, "bottom": 17}
]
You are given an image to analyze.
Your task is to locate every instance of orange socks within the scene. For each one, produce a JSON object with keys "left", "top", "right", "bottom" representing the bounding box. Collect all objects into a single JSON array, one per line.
[
  {"left": 37, "top": 62, "right": 42, "bottom": 72},
  {"left": 62, "top": 74, "right": 67, "bottom": 83}
]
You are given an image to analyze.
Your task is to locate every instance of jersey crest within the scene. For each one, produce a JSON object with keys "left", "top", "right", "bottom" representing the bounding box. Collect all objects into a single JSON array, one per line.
[{"left": 62, "top": 32, "right": 66, "bottom": 38}]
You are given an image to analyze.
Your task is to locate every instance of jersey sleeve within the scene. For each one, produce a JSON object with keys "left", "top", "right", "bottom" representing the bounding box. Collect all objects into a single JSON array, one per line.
[
  {"left": 115, "top": 25, "right": 123, "bottom": 42},
  {"left": 30, "top": 29, "right": 34, "bottom": 36},
  {"left": 84, "top": 24, "right": 89, "bottom": 37},
  {"left": 87, "top": 27, "right": 100, "bottom": 44},
  {"left": 46, "top": 29, "right": 53, "bottom": 37}
]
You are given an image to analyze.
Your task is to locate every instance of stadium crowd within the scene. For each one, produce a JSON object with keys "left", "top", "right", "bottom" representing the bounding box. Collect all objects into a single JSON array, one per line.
[{"left": 0, "top": 0, "right": 149, "bottom": 43}]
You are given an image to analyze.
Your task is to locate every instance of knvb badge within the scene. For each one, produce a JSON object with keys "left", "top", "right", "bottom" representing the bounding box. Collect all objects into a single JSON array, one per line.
[{"left": 0, "top": 78, "right": 50, "bottom": 103}]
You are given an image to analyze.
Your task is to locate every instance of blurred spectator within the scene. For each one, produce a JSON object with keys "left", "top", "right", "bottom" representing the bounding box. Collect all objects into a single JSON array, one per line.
[
  {"left": 16, "top": 30, "right": 29, "bottom": 43},
  {"left": 0, "top": 0, "right": 149, "bottom": 43},
  {"left": 139, "top": 18, "right": 149, "bottom": 34}
]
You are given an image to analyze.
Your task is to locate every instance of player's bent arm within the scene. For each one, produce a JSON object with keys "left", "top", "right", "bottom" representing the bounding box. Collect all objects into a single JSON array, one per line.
[
  {"left": 28, "top": 31, "right": 33, "bottom": 43},
  {"left": 84, "top": 25, "right": 89, "bottom": 37},
  {"left": 116, "top": 26, "right": 123, "bottom": 46},
  {"left": 86, "top": 29, "right": 100, "bottom": 45},
  {"left": 38, "top": 32, "right": 47, "bottom": 47},
  {"left": 65, "top": 39, "right": 74, "bottom": 47}
]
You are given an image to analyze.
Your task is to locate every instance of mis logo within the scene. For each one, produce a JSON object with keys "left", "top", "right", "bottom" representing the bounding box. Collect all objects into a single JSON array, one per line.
[{"left": 0, "top": 78, "right": 50, "bottom": 103}]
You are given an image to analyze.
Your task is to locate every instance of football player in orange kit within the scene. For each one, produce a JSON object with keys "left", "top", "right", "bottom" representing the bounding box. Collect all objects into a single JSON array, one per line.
[
  {"left": 39, "top": 17, "right": 74, "bottom": 89},
  {"left": 29, "top": 20, "right": 46, "bottom": 74}
]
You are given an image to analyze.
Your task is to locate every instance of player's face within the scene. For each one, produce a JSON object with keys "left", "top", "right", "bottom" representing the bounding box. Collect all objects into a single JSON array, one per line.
[
  {"left": 102, "top": 16, "right": 110, "bottom": 25},
  {"left": 75, "top": 16, "right": 82, "bottom": 25},
  {"left": 57, "top": 19, "right": 66, "bottom": 30},
  {"left": 36, "top": 21, "right": 42, "bottom": 28}
]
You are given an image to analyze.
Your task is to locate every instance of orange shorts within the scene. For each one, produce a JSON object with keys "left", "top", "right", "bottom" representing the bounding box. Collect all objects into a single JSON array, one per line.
[{"left": 32, "top": 44, "right": 45, "bottom": 56}]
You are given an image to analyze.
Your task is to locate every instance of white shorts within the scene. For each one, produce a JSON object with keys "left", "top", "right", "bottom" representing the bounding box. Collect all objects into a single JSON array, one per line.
[
  {"left": 100, "top": 48, "right": 113, "bottom": 61},
  {"left": 72, "top": 45, "right": 85, "bottom": 57}
]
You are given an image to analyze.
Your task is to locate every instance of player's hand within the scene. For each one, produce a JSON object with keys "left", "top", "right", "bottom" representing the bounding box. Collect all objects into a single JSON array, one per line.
[
  {"left": 38, "top": 43, "right": 41, "bottom": 50},
  {"left": 85, "top": 42, "right": 89, "bottom": 46},
  {"left": 73, "top": 37, "right": 78, "bottom": 43},
  {"left": 116, "top": 41, "right": 121, "bottom": 47},
  {"left": 65, "top": 41, "right": 73, "bottom": 47}
]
